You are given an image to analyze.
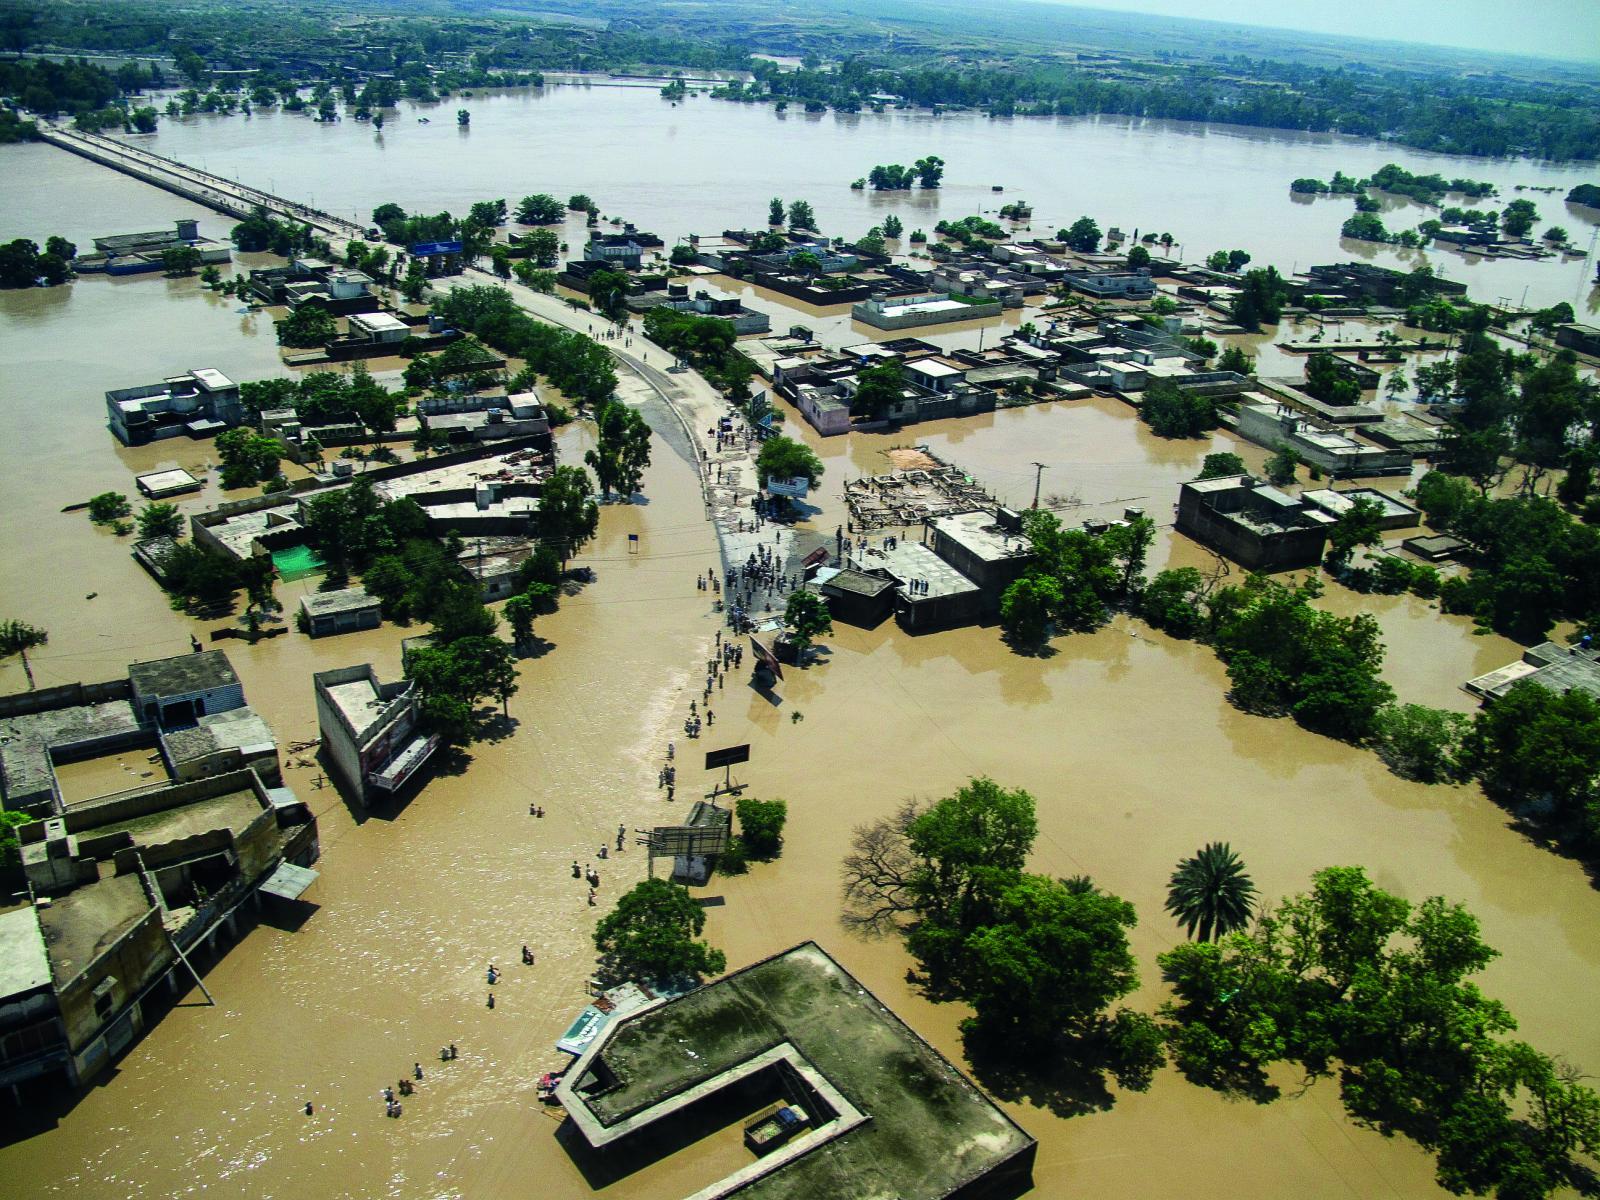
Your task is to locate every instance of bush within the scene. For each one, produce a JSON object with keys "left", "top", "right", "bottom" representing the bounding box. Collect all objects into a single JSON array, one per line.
[
  {"left": 716, "top": 836, "right": 750, "bottom": 875},
  {"left": 1373, "top": 704, "right": 1468, "bottom": 783}
]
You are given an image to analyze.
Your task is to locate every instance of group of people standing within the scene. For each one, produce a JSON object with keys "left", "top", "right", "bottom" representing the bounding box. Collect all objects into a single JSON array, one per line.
[{"left": 728, "top": 541, "right": 793, "bottom": 615}]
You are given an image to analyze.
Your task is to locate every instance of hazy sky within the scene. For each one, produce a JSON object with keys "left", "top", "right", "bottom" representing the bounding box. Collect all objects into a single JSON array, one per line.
[{"left": 1051, "top": 0, "right": 1600, "bottom": 62}]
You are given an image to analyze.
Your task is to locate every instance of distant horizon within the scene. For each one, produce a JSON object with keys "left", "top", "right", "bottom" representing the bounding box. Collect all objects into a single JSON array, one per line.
[{"left": 1027, "top": 0, "right": 1600, "bottom": 64}]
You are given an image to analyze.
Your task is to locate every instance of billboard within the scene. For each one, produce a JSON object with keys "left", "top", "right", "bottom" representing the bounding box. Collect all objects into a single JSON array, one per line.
[
  {"left": 649, "top": 824, "right": 731, "bottom": 857},
  {"left": 766, "top": 476, "right": 811, "bottom": 499},
  {"left": 749, "top": 636, "right": 783, "bottom": 681},
  {"left": 410, "top": 240, "right": 463, "bottom": 257},
  {"left": 705, "top": 744, "right": 751, "bottom": 771}
]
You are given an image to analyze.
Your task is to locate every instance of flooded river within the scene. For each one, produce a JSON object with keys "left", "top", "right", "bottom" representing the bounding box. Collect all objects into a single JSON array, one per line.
[
  {"left": 2, "top": 103, "right": 1599, "bottom": 1200},
  {"left": 123, "top": 82, "right": 1600, "bottom": 315}
]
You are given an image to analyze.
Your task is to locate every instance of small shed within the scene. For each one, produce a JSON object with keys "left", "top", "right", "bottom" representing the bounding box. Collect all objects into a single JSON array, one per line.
[
  {"left": 813, "top": 568, "right": 895, "bottom": 628},
  {"left": 298, "top": 587, "right": 382, "bottom": 637}
]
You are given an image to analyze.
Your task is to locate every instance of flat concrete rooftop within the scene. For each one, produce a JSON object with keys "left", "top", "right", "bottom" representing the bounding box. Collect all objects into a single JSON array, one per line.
[
  {"left": 76, "top": 786, "right": 263, "bottom": 847},
  {"left": 129, "top": 650, "right": 238, "bottom": 699},
  {"left": 0, "top": 904, "right": 52, "bottom": 998},
  {"left": 324, "top": 678, "right": 385, "bottom": 734},
  {"left": 0, "top": 699, "right": 143, "bottom": 804},
  {"left": 37, "top": 872, "right": 150, "bottom": 987},
  {"left": 571, "top": 943, "right": 1032, "bottom": 1199},
  {"left": 930, "top": 511, "right": 1032, "bottom": 564},
  {"left": 298, "top": 586, "right": 378, "bottom": 618},
  {"left": 852, "top": 542, "right": 979, "bottom": 600}
]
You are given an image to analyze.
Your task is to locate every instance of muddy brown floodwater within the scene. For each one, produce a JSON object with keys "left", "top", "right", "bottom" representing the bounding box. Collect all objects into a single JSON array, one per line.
[{"left": 2, "top": 144, "right": 1599, "bottom": 1200}]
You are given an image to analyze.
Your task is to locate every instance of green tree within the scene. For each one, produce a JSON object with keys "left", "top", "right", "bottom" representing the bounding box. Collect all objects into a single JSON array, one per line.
[
  {"left": 512, "top": 260, "right": 555, "bottom": 291},
  {"left": 160, "top": 542, "right": 242, "bottom": 613},
  {"left": 407, "top": 633, "right": 518, "bottom": 728},
  {"left": 1000, "top": 574, "right": 1061, "bottom": 645},
  {"left": 593, "top": 878, "right": 727, "bottom": 985},
  {"left": 0, "top": 238, "right": 41, "bottom": 288},
  {"left": 1230, "top": 267, "right": 1288, "bottom": 330},
  {"left": 214, "top": 428, "right": 283, "bottom": 489},
  {"left": 1264, "top": 443, "right": 1300, "bottom": 485},
  {"left": 1304, "top": 351, "right": 1361, "bottom": 406},
  {"left": 1139, "top": 567, "right": 1208, "bottom": 639},
  {"left": 767, "top": 196, "right": 785, "bottom": 225},
  {"left": 1501, "top": 198, "right": 1538, "bottom": 237},
  {"left": 787, "top": 200, "right": 816, "bottom": 230},
  {"left": 0, "top": 809, "right": 31, "bottom": 868},
  {"left": 881, "top": 213, "right": 904, "bottom": 239},
  {"left": 1325, "top": 496, "right": 1386, "bottom": 569},
  {"left": 914, "top": 155, "right": 944, "bottom": 187},
  {"left": 850, "top": 360, "right": 904, "bottom": 418},
  {"left": 901, "top": 778, "right": 1038, "bottom": 981},
  {"left": 783, "top": 589, "right": 833, "bottom": 660},
  {"left": 277, "top": 304, "right": 336, "bottom": 348},
  {"left": 585, "top": 398, "right": 652, "bottom": 499},
  {"left": 1060, "top": 216, "right": 1101, "bottom": 252},
  {"left": 161, "top": 245, "right": 201, "bottom": 276},
  {"left": 515, "top": 193, "right": 563, "bottom": 224},
  {"left": 1412, "top": 471, "right": 1476, "bottom": 527},
  {"left": 503, "top": 591, "right": 538, "bottom": 648},
  {"left": 1126, "top": 244, "right": 1151, "bottom": 269},
  {"left": 1462, "top": 681, "right": 1600, "bottom": 843},
  {"left": 1165, "top": 843, "right": 1256, "bottom": 941},
  {"left": 587, "top": 267, "right": 631, "bottom": 319},
  {"left": 756, "top": 435, "right": 823, "bottom": 488},
  {"left": 137, "top": 501, "right": 183, "bottom": 540},
  {"left": 519, "top": 227, "right": 559, "bottom": 267},
  {"left": 1212, "top": 575, "right": 1394, "bottom": 742},
  {"left": 1139, "top": 378, "right": 1217, "bottom": 439},
  {"left": 962, "top": 874, "right": 1144, "bottom": 1041},
  {"left": 536, "top": 464, "right": 599, "bottom": 565},
  {"left": 1198, "top": 452, "right": 1247, "bottom": 479},
  {"left": 469, "top": 198, "right": 507, "bottom": 227},
  {"left": 0, "top": 619, "right": 48, "bottom": 689},
  {"left": 86, "top": 491, "right": 131, "bottom": 525},
  {"left": 735, "top": 797, "right": 787, "bottom": 859}
]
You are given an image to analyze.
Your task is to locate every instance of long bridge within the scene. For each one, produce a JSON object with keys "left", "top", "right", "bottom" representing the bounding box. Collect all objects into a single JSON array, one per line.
[{"left": 37, "top": 124, "right": 365, "bottom": 243}]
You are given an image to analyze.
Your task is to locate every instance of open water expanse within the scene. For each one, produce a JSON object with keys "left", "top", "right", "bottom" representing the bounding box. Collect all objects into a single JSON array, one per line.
[
  {"left": 125, "top": 82, "right": 1600, "bottom": 314},
  {"left": 1, "top": 87, "right": 1598, "bottom": 1199}
]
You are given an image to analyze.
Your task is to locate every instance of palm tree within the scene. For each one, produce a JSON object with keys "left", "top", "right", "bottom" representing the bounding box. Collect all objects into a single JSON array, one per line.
[
  {"left": 1165, "top": 842, "right": 1256, "bottom": 942},
  {"left": 0, "top": 620, "right": 48, "bottom": 689}
]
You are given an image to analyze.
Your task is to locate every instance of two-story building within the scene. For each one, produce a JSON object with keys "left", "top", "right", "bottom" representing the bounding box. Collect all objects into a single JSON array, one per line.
[
  {"left": 106, "top": 368, "right": 244, "bottom": 445},
  {"left": 313, "top": 665, "right": 439, "bottom": 806}
]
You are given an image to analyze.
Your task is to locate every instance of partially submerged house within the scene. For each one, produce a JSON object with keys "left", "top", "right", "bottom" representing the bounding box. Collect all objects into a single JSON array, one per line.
[
  {"left": 1175, "top": 475, "right": 1332, "bottom": 571},
  {"left": 555, "top": 942, "right": 1035, "bottom": 1200},
  {"left": 106, "top": 368, "right": 244, "bottom": 445},
  {"left": 0, "top": 650, "right": 316, "bottom": 1094},
  {"left": 313, "top": 665, "right": 438, "bottom": 807}
]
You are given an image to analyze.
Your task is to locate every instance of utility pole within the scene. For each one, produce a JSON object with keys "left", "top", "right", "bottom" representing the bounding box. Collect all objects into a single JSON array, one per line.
[{"left": 1030, "top": 462, "right": 1046, "bottom": 509}]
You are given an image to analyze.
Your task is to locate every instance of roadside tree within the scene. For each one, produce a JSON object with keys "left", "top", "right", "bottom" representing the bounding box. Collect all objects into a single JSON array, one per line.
[{"left": 783, "top": 590, "right": 833, "bottom": 661}]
